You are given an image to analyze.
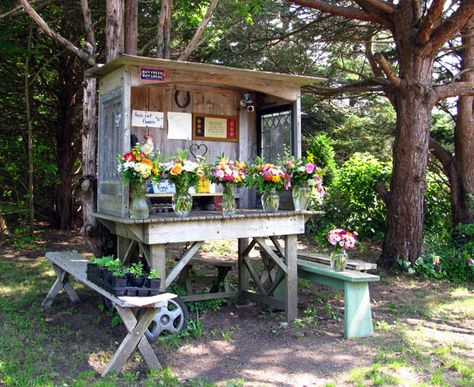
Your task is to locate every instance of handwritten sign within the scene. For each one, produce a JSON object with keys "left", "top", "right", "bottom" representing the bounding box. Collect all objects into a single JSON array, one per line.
[
  {"left": 140, "top": 67, "right": 166, "bottom": 82},
  {"left": 131, "top": 110, "right": 164, "bottom": 128},
  {"left": 193, "top": 114, "right": 238, "bottom": 142}
]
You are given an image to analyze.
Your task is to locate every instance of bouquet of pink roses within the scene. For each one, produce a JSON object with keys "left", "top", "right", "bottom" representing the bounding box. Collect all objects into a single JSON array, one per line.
[{"left": 207, "top": 155, "right": 248, "bottom": 188}]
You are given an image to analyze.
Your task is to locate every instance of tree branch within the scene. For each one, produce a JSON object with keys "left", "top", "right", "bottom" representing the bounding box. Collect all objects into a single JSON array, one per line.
[
  {"left": 374, "top": 52, "right": 401, "bottom": 87},
  {"left": 289, "top": 0, "right": 391, "bottom": 27},
  {"left": 306, "top": 77, "right": 390, "bottom": 97},
  {"left": 0, "top": 0, "right": 45, "bottom": 19},
  {"left": 416, "top": 0, "right": 445, "bottom": 45},
  {"left": 19, "top": 0, "right": 95, "bottom": 65},
  {"left": 80, "top": 0, "right": 95, "bottom": 56},
  {"left": 353, "top": 0, "right": 394, "bottom": 15},
  {"left": 178, "top": 0, "right": 220, "bottom": 61},
  {"left": 433, "top": 81, "right": 474, "bottom": 103},
  {"left": 375, "top": 182, "right": 390, "bottom": 205},
  {"left": 424, "top": 1, "right": 474, "bottom": 55},
  {"left": 429, "top": 136, "right": 453, "bottom": 177}
]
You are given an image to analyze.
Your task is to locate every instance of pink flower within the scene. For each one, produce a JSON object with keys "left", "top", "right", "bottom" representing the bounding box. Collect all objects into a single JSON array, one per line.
[{"left": 305, "top": 163, "right": 316, "bottom": 173}]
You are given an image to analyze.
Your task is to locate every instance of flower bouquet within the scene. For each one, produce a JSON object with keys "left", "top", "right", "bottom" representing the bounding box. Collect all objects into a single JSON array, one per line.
[
  {"left": 281, "top": 153, "right": 325, "bottom": 211},
  {"left": 162, "top": 149, "right": 205, "bottom": 216},
  {"left": 326, "top": 228, "right": 357, "bottom": 271},
  {"left": 248, "top": 156, "right": 287, "bottom": 212},
  {"left": 118, "top": 140, "right": 162, "bottom": 219},
  {"left": 207, "top": 154, "right": 248, "bottom": 215}
]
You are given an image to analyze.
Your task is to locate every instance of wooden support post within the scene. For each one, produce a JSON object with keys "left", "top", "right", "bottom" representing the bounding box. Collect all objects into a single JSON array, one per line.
[
  {"left": 144, "top": 244, "right": 167, "bottom": 292},
  {"left": 114, "top": 306, "right": 161, "bottom": 369},
  {"left": 344, "top": 282, "right": 374, "bottom": 338},
  {"left": 284, "top": 235, "right": 298, "bottom": 322},
  {"left": 101, "top": 307, "right": 157, "bottom": 377},
  {"left": 42, "top": 264, "right": 80, "bottom": 307},
  {"left": 238, "top": 238, "right": 250, "bottom": 297}
]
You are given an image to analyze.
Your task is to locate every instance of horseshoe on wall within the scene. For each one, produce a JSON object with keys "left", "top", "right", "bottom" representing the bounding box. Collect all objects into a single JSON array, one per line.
[{"left": 174, "top": 90, "right": 191, "bottom": 108}]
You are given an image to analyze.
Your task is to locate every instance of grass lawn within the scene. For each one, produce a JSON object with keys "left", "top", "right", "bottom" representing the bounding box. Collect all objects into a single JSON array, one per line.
[{"left": 0, "top": 232, "right": 473, "bottom": 386}]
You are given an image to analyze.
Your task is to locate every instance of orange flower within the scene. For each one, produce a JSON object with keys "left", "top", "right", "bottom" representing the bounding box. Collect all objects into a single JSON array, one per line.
[
  {"left": 141, "top": 158, "right": 153, "bottom": 166},
  {"left": 170, "top": 163, "right": 183, "bottom": 176}
]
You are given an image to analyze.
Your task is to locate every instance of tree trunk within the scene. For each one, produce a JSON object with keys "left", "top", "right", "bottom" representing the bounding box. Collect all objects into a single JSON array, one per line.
[
  {"left": 25, "top": 25, "right": 34, "bottom": 235},
  {"left": 124, "top": 0, "right": 138, "bottom": 55},
  {"left": 157, "top": 0, "right": 172, "bottom": 58},
  {"left": 379, "top": 16, "right": 434, "bottom": 268},
  {"left": 453, "top": 18, "right": 474, "bottom": 225},
  {"left": 106, "top": 0, "right": 123, "bottom": 61}
]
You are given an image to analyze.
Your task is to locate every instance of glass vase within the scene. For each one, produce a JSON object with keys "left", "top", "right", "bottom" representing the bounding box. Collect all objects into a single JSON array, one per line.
[
  {"left": 292, "top": 184, "right": 311, "bottom": 211},
  {"left": 129, "top": 182, "right": 150, "bottom": 220},
  {"left": 261, "top": 188, "right": 280, "bottom": 213},
  {"left": 222, "top": 184, "right": 236, "bottom": 215},
  {"left": 172, "top": 184, "right": 192, "bottom": 217},
  {"left": 330, "top": 248, "right": 348, "bottom": 272}
]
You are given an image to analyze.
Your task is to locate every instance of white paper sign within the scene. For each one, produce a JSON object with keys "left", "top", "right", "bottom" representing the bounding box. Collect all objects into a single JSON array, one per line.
[
  {"left": 131, "top": 110, "right": 164, "bottom": 128},
  {"left": 167, "top": 112, "right": 192, "bottom": 140}
]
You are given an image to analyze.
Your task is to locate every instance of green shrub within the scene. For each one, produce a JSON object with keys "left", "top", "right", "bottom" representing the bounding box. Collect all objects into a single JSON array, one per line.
[
  {"left": 307, "top": 133, "right": 337, "bottom": 186},
  {"left": 319, "top": 152, "right": 391, "bottom": 240}
]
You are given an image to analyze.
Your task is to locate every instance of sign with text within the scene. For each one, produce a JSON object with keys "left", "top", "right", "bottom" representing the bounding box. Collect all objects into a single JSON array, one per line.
[
  {"left": 192, "top": 114, "right": 239, "bottom": 142},
  {"left": 131, "top": 110, "right": 164, "bottom": 128},
  {"left": 140, "top": 67, "right": 166, "bottom": 82}
]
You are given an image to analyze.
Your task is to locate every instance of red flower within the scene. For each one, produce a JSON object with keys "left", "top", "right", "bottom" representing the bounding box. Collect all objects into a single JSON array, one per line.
[{"left": 124, "top": 152, "right": 135, "bottom": 162}]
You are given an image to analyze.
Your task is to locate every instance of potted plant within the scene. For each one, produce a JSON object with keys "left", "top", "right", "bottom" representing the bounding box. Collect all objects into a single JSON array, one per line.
[
  {"left": 146, "top": 268, "right": 161, "bottom": 292},
  {"left": 128, "top": 261, "right": 146, "bottom": 287}
]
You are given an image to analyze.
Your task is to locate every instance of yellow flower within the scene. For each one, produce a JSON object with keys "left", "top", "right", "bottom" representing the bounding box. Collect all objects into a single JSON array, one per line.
[
  {"left": 152, "top": 166, "right": 160, "bottom": 174},
  {"left": 170, "top": 163, "right": 183, "bottom": 176},
  {"left": 272, "top": 175, "right": 281, "bottom": 183}
]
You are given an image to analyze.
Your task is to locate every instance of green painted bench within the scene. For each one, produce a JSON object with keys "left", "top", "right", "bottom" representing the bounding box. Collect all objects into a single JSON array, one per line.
[{"left": 297, "top": 259, "right": 380, "bottom": 339}]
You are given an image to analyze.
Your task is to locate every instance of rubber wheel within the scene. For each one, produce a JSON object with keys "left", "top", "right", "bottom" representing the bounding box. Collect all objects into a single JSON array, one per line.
[{"left": 144, "top": 297, "right": 189, "bottom": 343}]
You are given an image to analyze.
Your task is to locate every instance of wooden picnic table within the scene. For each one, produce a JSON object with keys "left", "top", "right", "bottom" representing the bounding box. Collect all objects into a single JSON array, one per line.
[{"left": 93, "top": 210, "right": 322, "bottom": 322}]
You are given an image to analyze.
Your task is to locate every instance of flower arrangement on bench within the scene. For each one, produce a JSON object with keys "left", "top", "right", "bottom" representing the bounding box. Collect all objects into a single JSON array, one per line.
[{"left": 86, "top": 256, "right": 161, "bottom": 296}]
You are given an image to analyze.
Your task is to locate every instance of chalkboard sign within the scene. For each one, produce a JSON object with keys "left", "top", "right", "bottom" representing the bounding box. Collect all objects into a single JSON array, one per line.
[
  {"left": 192, "top": 114, "right": 239, "bottom": 142},
  {"left": 140, "top": 67, "right": 166, "bottom": 82}
]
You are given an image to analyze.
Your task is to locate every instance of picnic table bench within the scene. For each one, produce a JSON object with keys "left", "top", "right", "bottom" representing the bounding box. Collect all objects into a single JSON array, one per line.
[
  {"left": 297, "top": 259, "right": 380, "bottom": 338},
  {"left": 42, "top": 251, "right": 176, "bottom": 377},
  {"left": 297, "top": 252, "right": 378, "bottom": 272}
]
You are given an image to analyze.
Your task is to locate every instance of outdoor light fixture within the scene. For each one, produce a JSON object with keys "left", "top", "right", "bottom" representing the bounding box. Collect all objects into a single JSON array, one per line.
[{"left": 240, "top": 92, "right": 255, "bottom": 112}]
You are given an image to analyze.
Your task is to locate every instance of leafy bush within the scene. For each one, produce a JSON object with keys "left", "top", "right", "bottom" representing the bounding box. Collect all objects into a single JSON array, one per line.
[
  {"left": 307, "top": 133, "right": 337, "bottom": 185},
  {"left": 408, "top": 227, "right": 474, "bottom": 283},
  {"left": 317, "top": 152, "right": 391, "bottom": 240}
]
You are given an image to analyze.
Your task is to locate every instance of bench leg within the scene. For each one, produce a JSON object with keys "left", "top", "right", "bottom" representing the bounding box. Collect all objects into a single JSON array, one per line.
[
  {"left": 42, "top": 264, "right": 80, "bottom": 308},
  {"left": 344, "top": 282, "right": 374, "bottom": 338},
  {"left": 102, "top": 307, "right": 159, "bottom": 377}
]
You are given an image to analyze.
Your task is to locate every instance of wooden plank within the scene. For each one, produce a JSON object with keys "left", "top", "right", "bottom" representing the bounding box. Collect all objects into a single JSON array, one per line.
[
  {"left": 181, "top": 290, "right": 238, "bottom": 302},
  {"left": 238, "top": 238, "right": 250, "bottom": 294},
  {"left": 243, "top": 256, "right": 267, "bottom": 296},
  {"left": 101, "top": 308, "right": 156, "bottom": 376},
  {"left": 344, "top": 282, "right": 374, "bottom": 338},
  {"left": 42, "top": 265, "right": 66, "bottom": 308},
  {"left": 284, "top": 235, "right": 298, "bottom": 322},
  {"left": 118, "top": 293, "right": 176, "bottom": 308},
  {"left": 165, "top": 242, "right": 202, "bottom": 288},
  {"left": 148, "top": 244, "right": 167, "bottom": 292},
  {"left": 297, "top": 252, "right": 377, "bottom": 271},
  {"left": 241, "top": 290, "right": 285, "bottom": 310},
  {"left": 292, "top": 96, "right": 302, "bottom": 158},
  {"left": 297, "top": 260, "right": 380, "bottom": 283},
  {"left": 115, "top": 306, "right": 161, "bottom": 369},
  {"left": 188, "top": 257, "right": 237, "bottom": 267},
  {"left": 254, "top": 237, "right": 288, "bottom": 274}
]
